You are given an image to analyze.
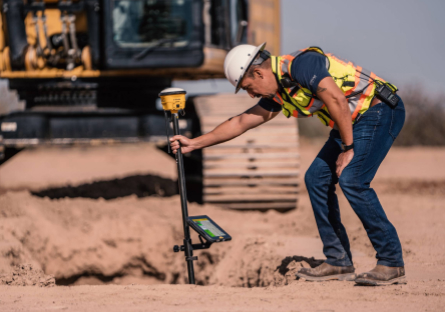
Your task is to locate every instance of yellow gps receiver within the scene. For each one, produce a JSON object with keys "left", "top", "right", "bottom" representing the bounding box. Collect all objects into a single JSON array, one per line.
[{"left": 159, "top": 88, "right": 186, "bottom": 113}]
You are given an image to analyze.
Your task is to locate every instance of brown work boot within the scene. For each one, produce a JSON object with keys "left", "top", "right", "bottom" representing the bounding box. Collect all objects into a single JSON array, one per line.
[
  {"left": 355, "top": 265, "right": 406, "bottom": 286},
  {"left": 295, "top": 262, "right": 356, "bottom": 282}
]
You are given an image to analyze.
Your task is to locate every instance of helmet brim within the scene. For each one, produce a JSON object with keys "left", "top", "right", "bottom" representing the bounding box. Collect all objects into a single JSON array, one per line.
[{"left": 234, "top": 42, "right": 267, "bottom": 94}]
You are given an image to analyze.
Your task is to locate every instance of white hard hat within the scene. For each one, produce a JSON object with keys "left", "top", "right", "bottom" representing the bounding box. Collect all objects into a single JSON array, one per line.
[{"left": 224, "top": 42, "right": 267, "bottom": 94}]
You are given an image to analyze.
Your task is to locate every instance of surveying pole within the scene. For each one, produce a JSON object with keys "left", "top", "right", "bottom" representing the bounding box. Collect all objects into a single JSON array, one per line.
[
  {"left": 159, "top": 88, "right": 232, "bottom": 285},
  {"left": 159, "top": 88, "right": 196, "bottom": 284}
]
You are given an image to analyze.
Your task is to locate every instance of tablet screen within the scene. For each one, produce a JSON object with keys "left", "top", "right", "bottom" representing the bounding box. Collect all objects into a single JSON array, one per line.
[{"left": 190, "top": 217, "right": 226, "bottom": 238}]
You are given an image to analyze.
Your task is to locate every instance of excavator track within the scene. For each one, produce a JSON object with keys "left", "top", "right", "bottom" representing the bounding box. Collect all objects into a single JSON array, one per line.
[{"left": 193, "top": 93, "right": 300, "bottom": 210}]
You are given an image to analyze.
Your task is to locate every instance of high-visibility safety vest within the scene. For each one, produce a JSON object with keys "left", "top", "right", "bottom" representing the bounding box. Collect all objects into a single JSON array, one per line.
[{"left": 270, "top": 47, "right": 397, "bottom": 127}]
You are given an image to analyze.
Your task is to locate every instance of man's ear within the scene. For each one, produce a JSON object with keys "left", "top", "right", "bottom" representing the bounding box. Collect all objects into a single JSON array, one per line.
[{"left": 253, "top": 68, "right": 264, "bottom": 79}]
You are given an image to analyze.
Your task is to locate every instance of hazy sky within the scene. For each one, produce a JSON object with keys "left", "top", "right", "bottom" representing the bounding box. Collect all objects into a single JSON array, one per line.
[
  {"left": 282, "top": 0, "right": 445, "bottom": 95},
  {"left": 177, "top": 0, "right": 445, "bottom": 96}
]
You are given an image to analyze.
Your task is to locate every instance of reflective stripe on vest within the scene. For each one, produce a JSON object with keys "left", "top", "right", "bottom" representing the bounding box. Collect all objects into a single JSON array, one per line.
[{"left": 271, "top": 47, "right": 396, "bottom": 128}]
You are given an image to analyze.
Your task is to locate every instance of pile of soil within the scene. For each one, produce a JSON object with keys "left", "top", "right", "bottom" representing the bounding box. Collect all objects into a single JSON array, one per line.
[
  {"left": 1, "top": 264, "right": 55, "bottom": 287},
  {"left": 0, "top": 189, "right": 329, "bottom": 287},
  {"left": 0, "top": 142, "right": 444, "bottom": 310}
]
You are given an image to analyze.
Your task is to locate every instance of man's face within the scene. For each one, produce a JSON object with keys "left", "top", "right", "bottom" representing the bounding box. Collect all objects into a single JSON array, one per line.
[{"left": 239, "top": 67, "right": 278, "bottom": 100}]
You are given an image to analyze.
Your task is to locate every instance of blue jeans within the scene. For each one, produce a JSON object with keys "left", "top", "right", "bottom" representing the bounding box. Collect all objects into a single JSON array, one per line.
[{"left": 305, "top": 98, "right": 406, "bottom": 267}]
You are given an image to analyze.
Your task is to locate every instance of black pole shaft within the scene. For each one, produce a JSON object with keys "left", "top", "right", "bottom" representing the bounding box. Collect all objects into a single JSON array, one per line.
[{"left": 171, "top": 112, "right": 195, "bottom": 284}]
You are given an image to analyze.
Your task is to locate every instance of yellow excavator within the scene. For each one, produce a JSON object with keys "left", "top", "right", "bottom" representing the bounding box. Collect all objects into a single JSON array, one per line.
[{"left": 0, "top": 0, "right": 299, "bottom": 210}]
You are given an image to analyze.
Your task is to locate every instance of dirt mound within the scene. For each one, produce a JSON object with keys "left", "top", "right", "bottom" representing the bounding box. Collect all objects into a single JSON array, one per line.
[
  {"left": 1, "top": 264, "right": 55, "bottom": 287},
  {"left": 0, "top": 191, "right": 317, "bottom": 287},
  {"left": 206, "top": 237, "right": 326, "bottom": 287},
  {"left": 0, "top": 191, "right": 186, "bottom": 285},
  {"left": 207, "top": 236, "right": 281, "bottom": 287},
  {"left": 32, "top": 174, "right": 178, "bottom": 200}
]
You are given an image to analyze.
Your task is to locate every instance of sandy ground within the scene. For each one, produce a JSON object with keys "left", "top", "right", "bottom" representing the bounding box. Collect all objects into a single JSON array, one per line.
[{"left": 0, "top": 139, "right": 444, "bottom": 311}]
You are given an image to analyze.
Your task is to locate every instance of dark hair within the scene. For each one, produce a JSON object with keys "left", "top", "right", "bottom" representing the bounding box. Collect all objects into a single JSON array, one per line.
[{"left": 246, "top": 57, "right": 271, "bottom": 78}]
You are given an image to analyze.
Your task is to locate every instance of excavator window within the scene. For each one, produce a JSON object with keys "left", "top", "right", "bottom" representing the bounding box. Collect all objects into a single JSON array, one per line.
[
  {"left": 111, "top": 0, "right": 191, "bottom": 48},
  {"left": 103, "top": 0, "right": 204, "bottom": 68},
  {"left": 204, "top": 0, "right": 247, "bottom": 50},
  {"left": 229, "top": 0, "right": 248, "bottom": 46}
]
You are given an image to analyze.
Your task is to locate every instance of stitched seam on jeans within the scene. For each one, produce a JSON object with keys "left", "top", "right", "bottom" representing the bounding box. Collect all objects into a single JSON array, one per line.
[
  {"left": 361, "top": 187, "right": 400, "bottom": 265},
  {"left": 354, "top": 110, "right": 380, "bottom": 188},
  {"left": 358, "top": 110, "right": 399, "bottom": 265},
  {"left": 354, "top": 109, "right": 398, "bottom": 263},
  {"left": 389, "top": 109, "right": 396, "bottom": 140},
  {"left": 377, "top": 108, "right": 403, "bottom": 264}
]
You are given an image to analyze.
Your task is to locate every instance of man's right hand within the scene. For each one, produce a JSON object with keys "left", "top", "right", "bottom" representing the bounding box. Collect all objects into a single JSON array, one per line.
[{"left": 170, "top": 135, "right": 196, "bottom": 154}]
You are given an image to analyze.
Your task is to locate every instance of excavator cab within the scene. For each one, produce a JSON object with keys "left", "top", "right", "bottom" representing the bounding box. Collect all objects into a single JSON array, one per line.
[
  {"left": 0, "top": 0, "right": 256, "bottom": 107},
  {"left": 1, "top": 0, "right": 252, "bottom": 73}
]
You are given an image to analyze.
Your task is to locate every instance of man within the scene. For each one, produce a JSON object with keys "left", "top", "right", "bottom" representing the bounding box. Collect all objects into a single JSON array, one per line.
[{"left": 170, "top": 43, "right": 406, "bottom": 286}]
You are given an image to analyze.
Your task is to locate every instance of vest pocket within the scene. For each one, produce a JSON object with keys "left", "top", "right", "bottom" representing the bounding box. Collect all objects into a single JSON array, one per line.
[
  {"left": 293, "top": 89, "right": 312, "bottom": 108},
  {"left": 281, "top": 104, "right": 291, "bottom": 118}
]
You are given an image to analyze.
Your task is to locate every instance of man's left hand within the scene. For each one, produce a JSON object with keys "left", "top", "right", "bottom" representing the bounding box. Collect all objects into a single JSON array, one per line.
[{"left": 336, "top": 150, "right": 354, "bottom": 177}]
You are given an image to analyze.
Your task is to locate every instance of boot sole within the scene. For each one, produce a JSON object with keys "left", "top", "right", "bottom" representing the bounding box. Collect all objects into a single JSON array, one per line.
[
  {"left": 295, "top": 272, "right": 356, "bottom": 282},
  {"left": 355, "top": 275, "right": 407, "bottom": 286}
]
